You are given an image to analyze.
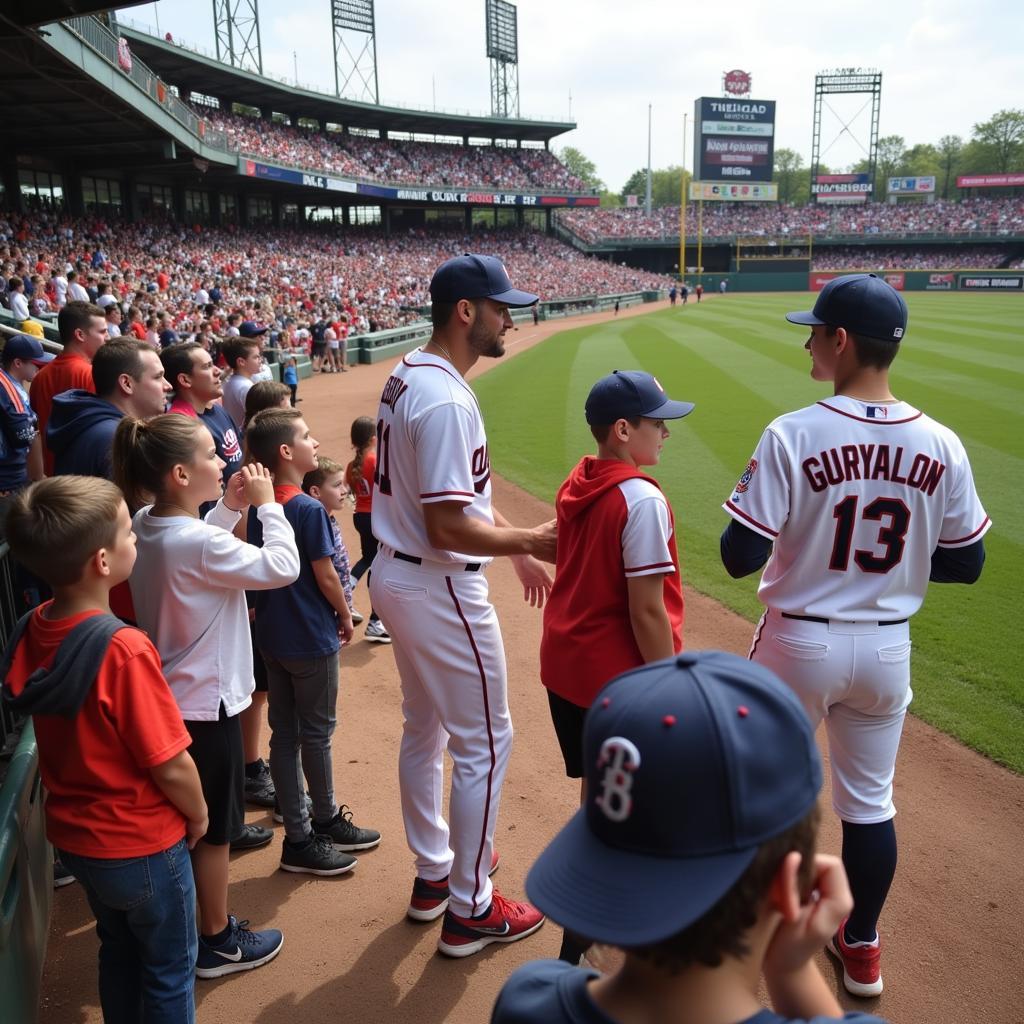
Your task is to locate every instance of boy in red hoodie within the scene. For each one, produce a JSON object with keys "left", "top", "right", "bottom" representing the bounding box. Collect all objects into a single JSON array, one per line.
[{"left": 539, "top": 370, "right": 694, "bottom": 964}]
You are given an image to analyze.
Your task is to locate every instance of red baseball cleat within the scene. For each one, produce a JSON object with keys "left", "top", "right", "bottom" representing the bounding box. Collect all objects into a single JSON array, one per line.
[
  {"left": 406, "top": 849, "right": 500, "bottom": 922},
  {"left": 827, "top": 918, "right": 883, "bottom": 997},
  {"left": 437, "top": 890, "right": 544, "bottom": 958}
]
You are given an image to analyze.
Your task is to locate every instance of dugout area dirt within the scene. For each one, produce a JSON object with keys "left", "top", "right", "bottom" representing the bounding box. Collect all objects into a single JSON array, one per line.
[{"left": 40, "top": 300, "right": 1024, "bottom": 1024}]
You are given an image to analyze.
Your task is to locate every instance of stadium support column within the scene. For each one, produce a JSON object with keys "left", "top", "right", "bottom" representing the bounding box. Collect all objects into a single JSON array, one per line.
[
  {"left": 332, "top": 0, "right": 379, "bottom": 103},
  {"left": 809, "top": 69, "right": 882, "bottom": 201},
  {"left": 212, "top": 0, "right": 263, "bottom": 74},
  {"left": 486, "top": 0, "right": 520, "bottom": 118}
]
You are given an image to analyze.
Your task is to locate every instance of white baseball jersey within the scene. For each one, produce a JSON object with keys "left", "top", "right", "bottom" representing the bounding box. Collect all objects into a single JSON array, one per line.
[
  {"left": 371, "top": 349, "right": 494, "bottom": 565},
  {"left": 723, "top": 395, "right": 990, "bottom": 621}
]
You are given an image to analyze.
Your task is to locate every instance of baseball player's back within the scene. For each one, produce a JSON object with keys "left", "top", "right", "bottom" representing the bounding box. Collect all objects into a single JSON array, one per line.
[
  {"left": 721, "top": 275, "right": 990, "bottom": 1001},
  {"left": 725, "top": 394, "right": 989, "bottom": 621}
]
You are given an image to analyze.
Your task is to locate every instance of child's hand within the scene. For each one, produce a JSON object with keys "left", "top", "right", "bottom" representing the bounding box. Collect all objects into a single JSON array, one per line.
[
  {"left": 187, "top": 814, "right": 209, "bottom": 850},
  {"left": 763, "top": 853, "right": 853, "bottom": 980},
  {"left": 338, "top": 613, "right": 354, "bottom": 645},
  {"left": 242, "top": 463, "right": 276, "bottom": 507},
  {"left": 223, "top": 470, "right": 247, "bottom": 512}
]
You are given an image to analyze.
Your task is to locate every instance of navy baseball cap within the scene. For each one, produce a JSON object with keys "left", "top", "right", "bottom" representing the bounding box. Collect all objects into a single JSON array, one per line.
[
  {"left": 786, "top": 273, "right": 908, "bottom": 343},
  {"left": 3, "top": 333, "right": 55, "bottom": 366},
  {"left": 585, "top": 370, "right": 694, "bottom": 426},
  {"left": 525, "top": 651, "right": 822, "bottom": 947},
  {"left": 429, "top": 254, "right": 538, "bottom": 308},
  {"left": 239, "top": 320, "right": 269, "bottom": 338}
]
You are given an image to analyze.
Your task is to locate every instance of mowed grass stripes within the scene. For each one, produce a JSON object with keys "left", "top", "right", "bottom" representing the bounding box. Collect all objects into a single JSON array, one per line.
[{"left": 476, "top": 293, "right": 1024, "bottom": 773}]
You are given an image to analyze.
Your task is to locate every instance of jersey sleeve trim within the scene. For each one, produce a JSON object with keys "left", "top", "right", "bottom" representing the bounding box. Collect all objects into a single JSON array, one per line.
[
  {"left": 723, "top": 500, "right": 779, "bottom": 539},
  {"left": 624, "top": 560, "right": 675, "bottom": 573},
  {"left": 420, "top": 489, "right": 474, "bottom": 499},
  {"left": 816, "top": 400, "right": 923, "bottom": 425},
  {"left": 938, "top": 516, "right": 991, "bottom": 547}
]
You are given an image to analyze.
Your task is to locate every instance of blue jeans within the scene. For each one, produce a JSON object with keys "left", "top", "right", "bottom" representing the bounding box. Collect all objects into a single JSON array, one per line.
[{"left": 59, "top": 838, "right": 197, "bottom": 1024}]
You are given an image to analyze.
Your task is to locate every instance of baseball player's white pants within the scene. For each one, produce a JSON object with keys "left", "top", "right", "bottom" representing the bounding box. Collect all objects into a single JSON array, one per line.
[
  {"left": 370, "top": 549, "right": 511, "bottom": 918},
  {"left": 750, "top": 610, "right": 913, "bottom": 824}
]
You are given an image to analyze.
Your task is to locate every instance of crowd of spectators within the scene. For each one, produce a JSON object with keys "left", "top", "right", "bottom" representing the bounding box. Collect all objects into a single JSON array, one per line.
[
  {"left": 200, "top": 108, "right": 588, "bottom": 192},
  {"left": 0, "top": 212, "right": 673, "bottom": 350},
  {"left": 811, "top": 246, "right": 1016, "bottom": 271},
  {"left": 558, "top": 197, "right": 1024, "bottom": 243}
]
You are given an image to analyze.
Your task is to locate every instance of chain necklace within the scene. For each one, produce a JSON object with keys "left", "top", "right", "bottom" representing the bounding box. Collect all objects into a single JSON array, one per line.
[{"left": 430, "top": 340, "right": 454, "bottom": 363}]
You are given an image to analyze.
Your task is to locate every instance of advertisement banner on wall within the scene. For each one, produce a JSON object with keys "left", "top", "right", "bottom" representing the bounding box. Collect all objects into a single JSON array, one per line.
[
  {"left": 956, "top": 173, "right": 1024, "bottom": 188},
  {"left": 810, "top": 270, "right": 904, "bottom": 291},
  {"left": 958, "top": 275, "right": 1024, "bottom": 290},
  {"left": 693, "top": 97, "right": 776, "bottom": 182},
  {"left": 689, "top": 181, "right": 778, "bottom": 201},
  {"left": 812, "top": 173, "right": 872, "bottom": 203},
  {"left": 242, "top": 161, "right": 600, "bottom": 205},
  {"left": 925, "top": 273, "right": 955, "bottom": 290},
  {"left": 887, "top": 176, "right": 936, "bottom": 194}
]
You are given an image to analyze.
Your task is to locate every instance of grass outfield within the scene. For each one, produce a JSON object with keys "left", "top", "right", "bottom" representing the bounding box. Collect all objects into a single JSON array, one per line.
[{"left": 476, "top": 292, "right": 1024, "bottom": 773}]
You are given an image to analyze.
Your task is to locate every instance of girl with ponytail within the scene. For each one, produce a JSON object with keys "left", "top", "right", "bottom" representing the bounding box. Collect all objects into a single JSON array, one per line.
[{"left": 110, "top": 413, "right": 300, "bottom": 977}]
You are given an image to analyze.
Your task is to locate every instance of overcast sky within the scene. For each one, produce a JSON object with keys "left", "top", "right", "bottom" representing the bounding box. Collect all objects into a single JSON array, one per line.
[{"left": 125, "top": 0, "right": 1023, "bottom": 191}]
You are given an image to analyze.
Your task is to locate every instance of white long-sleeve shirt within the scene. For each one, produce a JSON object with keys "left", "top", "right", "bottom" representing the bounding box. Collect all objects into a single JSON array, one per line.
[{"left": 130, "top": 499, "right": 300, "bottom": 721}]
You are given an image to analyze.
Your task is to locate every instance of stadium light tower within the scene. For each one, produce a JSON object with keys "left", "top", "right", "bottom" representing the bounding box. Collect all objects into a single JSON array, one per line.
[
  {"left": 212, "top": 0, "right": 263, "bottom": 75},
  {"left": 486, "top": 0, "right": 519, "bottom": 119},
  {"left": 810, "top": 68, "right": 883, "bottom": 198},
  {"left": 332, "top": 0, "right": 380, "bottom": 104}
]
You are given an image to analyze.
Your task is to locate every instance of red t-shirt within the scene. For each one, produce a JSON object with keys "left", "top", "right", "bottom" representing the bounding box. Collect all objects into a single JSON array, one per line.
[
  {"left": 6, "top": 605, "right": 191, "bottom": 857},
  {"left": 346, "top": 451, "right": 375, "bottom": 514},
  {"left": 30, "top": 351, "right": 95, "bottom": 475}
]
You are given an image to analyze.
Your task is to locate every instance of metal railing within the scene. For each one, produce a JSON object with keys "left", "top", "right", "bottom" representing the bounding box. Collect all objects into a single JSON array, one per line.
[
  {"left": 0, "top": 542, "right": 23, "bottom": 764},
  {"left": 115, "top": 16, "right": 571, "bottom": 125},
  {"left": 62, "top": 16, "right": 228, "bottom": 151}
]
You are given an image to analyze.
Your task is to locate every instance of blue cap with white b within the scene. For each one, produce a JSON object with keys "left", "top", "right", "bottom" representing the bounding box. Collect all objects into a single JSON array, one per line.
[{"left": 525, "top": 650, "right": 821, "bottom": 947}]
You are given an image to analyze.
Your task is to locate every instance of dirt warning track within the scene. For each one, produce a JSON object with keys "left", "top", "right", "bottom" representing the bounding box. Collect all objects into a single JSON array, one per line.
[{"left": 40, "top": 301, "right": 1024, "bottom": 1024}]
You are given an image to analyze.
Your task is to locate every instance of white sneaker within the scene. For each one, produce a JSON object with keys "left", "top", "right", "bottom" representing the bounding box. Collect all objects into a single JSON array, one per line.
[
  {"left": 365, "top": 620, "right": 391, "bottom": 644},
  {"left": 350, "top": 608, "right": 364, "bottom": 624}
]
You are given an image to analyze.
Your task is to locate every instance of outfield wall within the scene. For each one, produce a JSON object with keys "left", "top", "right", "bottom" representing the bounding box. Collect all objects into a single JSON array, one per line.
[{"left": 689, "top": 270, "right": 1024, "bottom": 293}]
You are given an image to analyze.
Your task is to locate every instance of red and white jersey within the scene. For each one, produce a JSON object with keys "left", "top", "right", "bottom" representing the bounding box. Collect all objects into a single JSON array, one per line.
[
  {"left": 372, "top": 349, "right": 493, "bottom": 564},
  {"left": 724, "top": 395, "right": 991, "bottom": 621}
]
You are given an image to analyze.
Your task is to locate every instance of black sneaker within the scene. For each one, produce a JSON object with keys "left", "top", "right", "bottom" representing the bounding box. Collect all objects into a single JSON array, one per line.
[
  {"left": 244, "top": 759, "right": 276, "bottom": 809},
  {"left": 53, "top": 860, "right": 77, "bottom": 889},
  {"left": 279, "top": 834, "right": 357, "bottom": 876},
  {"left": 312, "top": 805, "right": 381, "bottom": 851},
  {"left": 273, "top": 792, "right": 314, "bottom": 824},
  {"left": 230, "top": 823, "right": 274, "bottom": 853}
]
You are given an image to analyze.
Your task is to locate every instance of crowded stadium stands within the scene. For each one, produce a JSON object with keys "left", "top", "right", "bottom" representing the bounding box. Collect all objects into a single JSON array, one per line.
[
  {"left": 198, "top": 109, "right": 589, "bottom": 192},
  {"left": 811, "top": 246, "right": 1013, "bottom": 270},
  {"left": 0, "top": 212, "right": 673, "bottom": 340},
  {"left": 558, "top": 197, "right": 1024, "bottom": 243}
]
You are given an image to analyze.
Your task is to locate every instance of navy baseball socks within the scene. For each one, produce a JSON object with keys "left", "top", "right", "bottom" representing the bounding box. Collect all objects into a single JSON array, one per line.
[{"left": 825, "top": 818, "right": 897, "bottom": 996}]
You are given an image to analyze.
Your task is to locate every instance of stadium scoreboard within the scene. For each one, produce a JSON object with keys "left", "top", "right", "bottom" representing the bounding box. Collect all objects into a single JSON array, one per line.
[{"left": 693, "top": 97, "right": 776, "bottom": 183}]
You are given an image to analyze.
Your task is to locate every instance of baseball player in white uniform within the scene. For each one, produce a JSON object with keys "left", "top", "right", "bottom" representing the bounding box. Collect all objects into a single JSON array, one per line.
[
  {"left": 369, "top": 254, "right": 557, "bottom": 958},
  {"left": 720, "top": 274, "right": 990, "bottom": 998}
]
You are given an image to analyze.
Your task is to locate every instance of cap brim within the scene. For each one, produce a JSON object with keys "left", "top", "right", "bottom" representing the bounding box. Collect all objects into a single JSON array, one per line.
[
  {"left": 487, "top": 287, "right": 539, "bottom": 308},
  {"left": 646, "top": 398, "right": 695, "bottom": 420},
  {"left": 525, "top": 809, "right": 756, "bottom": 947},
  {"left": 785, "top": 310, "right": 825, "bottom": 326},
  {"left": 32, "top": 353, "right": 56, "bottom": 365}
]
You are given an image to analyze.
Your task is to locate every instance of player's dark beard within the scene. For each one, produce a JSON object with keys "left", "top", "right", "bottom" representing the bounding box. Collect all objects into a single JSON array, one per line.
[{"left": 468, "top": 316, "right": 504, "bottom": 358}]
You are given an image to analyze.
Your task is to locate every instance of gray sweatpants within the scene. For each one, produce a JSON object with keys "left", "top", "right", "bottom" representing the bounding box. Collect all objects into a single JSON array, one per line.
[{"left": 263, "top": 651, "right": 339, "bottom": 843}]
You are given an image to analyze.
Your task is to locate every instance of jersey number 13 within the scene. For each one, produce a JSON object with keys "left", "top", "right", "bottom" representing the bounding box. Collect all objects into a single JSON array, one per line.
[{"left": 829, "top": 495, "right": 910, "bottom": 574}]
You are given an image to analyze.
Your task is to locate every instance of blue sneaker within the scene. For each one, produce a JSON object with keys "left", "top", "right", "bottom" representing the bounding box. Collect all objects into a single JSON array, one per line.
[{"left": 196, "top": 916, "right": 284, "bottom": 979}]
